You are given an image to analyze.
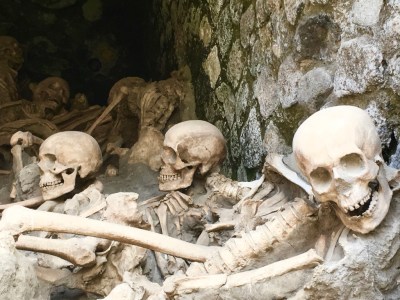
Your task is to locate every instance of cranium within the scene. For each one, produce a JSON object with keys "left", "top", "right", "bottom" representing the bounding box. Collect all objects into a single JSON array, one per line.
[
  {"left": 0, "top": 36, "right": 23, "bottom": 70},
  {"left": 38, "top": 131, "right": 102, "bottom": 200},
  {"left": 33, "top": 77, "right": 70, "bottom": 117},
  {"left": 159, "top": 120, "right": 226, "bottom": 191},
  {"left": 293, "top": 105, "right": 392, "bottom": 233}
]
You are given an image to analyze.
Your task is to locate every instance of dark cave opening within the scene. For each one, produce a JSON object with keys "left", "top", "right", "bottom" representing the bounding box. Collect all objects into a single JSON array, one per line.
[{"left": 0, "top": 0, "right": 160, "bottom": 106}]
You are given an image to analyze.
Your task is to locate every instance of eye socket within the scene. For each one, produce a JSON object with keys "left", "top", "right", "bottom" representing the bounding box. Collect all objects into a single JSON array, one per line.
[
  {"left": 161, "top": 147, "right": 177, "bottom": 164},
  {"left": 310, "top": 167, "right": 332, "bottom": 193},
  {"left": 339, "top": 153, "right": 365, "bottom": 175},
  {"left": 65, "top": 168, "right": 76, "bottom": 175}
]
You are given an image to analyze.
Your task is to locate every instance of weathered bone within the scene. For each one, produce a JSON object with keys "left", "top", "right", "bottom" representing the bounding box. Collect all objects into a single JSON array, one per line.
[
  {"left": 164, "top": 249, "right": 323, "bottom": 296},
  {"left": 265, "top": 153, "right": 313, "bottom": 196},
  {"left": 1, "top": 206, "right": 212, "bottom": 262},
  {"left": 86, "top": 86, "right": 128, "bottom": 135},
  {"left": 0, "top": 196, "right": 44, "bottom": 211},
  {"left": 234, "top": 175, "right": 266, "bottom": 209},
  {"left": 293, "top": 105, "right": 393, "bottom": 233},
  {"left": 16, "top": 235, "right": 96, "bottom": 267},
  {"left": 201, "top": 197, "right": 317, "bottom": 274}
]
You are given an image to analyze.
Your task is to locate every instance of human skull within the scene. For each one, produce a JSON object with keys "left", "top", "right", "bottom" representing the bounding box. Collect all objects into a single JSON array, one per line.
[
  {"left": 293, "top": 105, "right": 392, "bottom": 234},
  {"left": 0, "top": 36, "right": 23, "bottom": 70},
  {"left": 159, "top": 120, "right": 226, "bottom": 191},
  {"left": 38, "top": 131, "right": 102, "bottom": 200},
  {"left": 33, "top": 77, "right": 70, "bottom": 117}
]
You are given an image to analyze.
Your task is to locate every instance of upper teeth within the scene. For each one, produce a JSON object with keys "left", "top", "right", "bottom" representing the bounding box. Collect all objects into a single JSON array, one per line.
[
  {"left": 40, "top": 180, "right": 63, "bottom": 190},
  {"left": 159, "top": 174, "right": 181, "bottom": 182}
]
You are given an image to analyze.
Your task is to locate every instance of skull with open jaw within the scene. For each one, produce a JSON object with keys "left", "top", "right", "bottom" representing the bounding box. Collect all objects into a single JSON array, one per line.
[
  {"left": 158, "top": 120, "right": 226, "bottom": 191},
  {"left": 38, "top": 131, "right": 102, "bottom": 200},
  {"left": 293, "top": 106, "right": 393, "bottom": 234}
]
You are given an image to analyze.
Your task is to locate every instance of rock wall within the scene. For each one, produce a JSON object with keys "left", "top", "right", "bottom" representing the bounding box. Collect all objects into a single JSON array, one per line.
[{"left": 151, "top": 0, "right": 400, "bottom": 180}]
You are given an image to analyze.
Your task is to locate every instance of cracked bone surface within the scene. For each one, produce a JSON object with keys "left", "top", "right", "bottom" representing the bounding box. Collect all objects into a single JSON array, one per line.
[
  {"left": 37, "top": 131, "right": 102, "bottom": 200},
  {"left": 1, "top": 205, "right": 212, "bottom": 262},
  {"left": 159, "top": 120, "right": 227, "bottom": 191},
  {"left": 293, "top": 105, "right": 392, "bottom": 233}
]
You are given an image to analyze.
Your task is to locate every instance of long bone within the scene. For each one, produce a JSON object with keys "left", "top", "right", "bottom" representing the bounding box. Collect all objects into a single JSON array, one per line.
[
  {"left": 86, "top": 86, "right": 128, "bottom": 135},
  {"left": 0, "top": 195, "right": 44, "bottom": 211},
  {"left": 2, "top": 197, "right": 317, "bottom": 276},
  {"left": 163, "top": 249, "right": 323, "bottom": 296},
  {"left": 16, "top": 235, "right": 96, "bottom": 267},
  {"left": 1, "top": 205, "right": 212, "bottom": 262}
]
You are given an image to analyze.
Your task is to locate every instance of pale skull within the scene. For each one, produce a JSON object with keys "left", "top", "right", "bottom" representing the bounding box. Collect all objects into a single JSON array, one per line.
[
  {"left": 159, "top": 120, "right": 226, "bottom": 191},
  {"left": 38, "top": 131, "right": 102, "bottom": 200},
  {"left": 293, "top": 105, "right": 392, "bottom": 234}
]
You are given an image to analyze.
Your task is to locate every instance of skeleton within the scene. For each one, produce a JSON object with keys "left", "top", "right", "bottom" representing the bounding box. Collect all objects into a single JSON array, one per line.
[
  {"left": 293, "top": 105, "right": 399, "bottom": 234},
  {"left": 0, "top": 36, "right": 23, "bottom": 104},
  {"left": 5, "top": 131, "right": 153, "bottom": 296},
  {"left": 1, "top": 122, "right": 326, "bottom": 298},
  {"left": 97, "top": 68, "right": 196, "bottom": 173}
]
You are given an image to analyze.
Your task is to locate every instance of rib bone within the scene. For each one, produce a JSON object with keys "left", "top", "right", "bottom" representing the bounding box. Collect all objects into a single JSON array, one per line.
[{"left": 1, "top": 206, "right": 212, "bottom": 262}]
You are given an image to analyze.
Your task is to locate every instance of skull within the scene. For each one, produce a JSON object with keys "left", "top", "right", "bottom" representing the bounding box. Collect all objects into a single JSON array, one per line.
[
  {"left": 38, "top": 131, "right": 102, "bottom": 200},
  {"left": 293, "top": 105, "right": 392, "bottom": 233},
  {"left": 0, "top": 36, "right": 23, "bottom": 70},
  {"left": 159, "top": 120, "right": 226, "bottom": 191},
  {"left": 33, "top": 77, "right": 70, "bottom": 117}
]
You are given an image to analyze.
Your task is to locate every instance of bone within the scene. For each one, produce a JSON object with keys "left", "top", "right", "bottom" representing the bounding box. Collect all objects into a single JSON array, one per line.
[
  {"left": 86, "top": 86, "right": 128, "bottom": 135},
  {"left": 11, "top": 144, "right": 23, "bottom": 175},
  {"left": 325, "top": 225, "right": 346, "bottom": 261},
  {"left": 1, "top": 206, "right": 212, "bottom": 262},
  {"left": 164, "top": 249, "right": 323, "bottom": 296},
  {"left": 265, "top": 153, "right": 313, "bottom": 196},
  {"left": 205, "top": 221, "right": 235, "bottom": 233},
  {"left": 16, "top": 235, "right": 96, "bottom": 267},
  {"left": 156, "top": 203, "right": 169, "bottom": 235},
  {"left": 0, "top": 196, "right": 44, "bottom": 211},
  {"left": 234, "top": 174, "right": 266, "bottom": 209}
]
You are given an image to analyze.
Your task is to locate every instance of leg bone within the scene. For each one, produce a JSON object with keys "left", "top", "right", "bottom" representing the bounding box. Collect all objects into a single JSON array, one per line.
[
  {"left": 16, "top": 235, "right": 96, "bottom": 267},
  {"left": 164, "top": 249, "right": 323, "bottom": 296},
  {"left": 1, "top": 206, "right": 212, "bottom": 262}
]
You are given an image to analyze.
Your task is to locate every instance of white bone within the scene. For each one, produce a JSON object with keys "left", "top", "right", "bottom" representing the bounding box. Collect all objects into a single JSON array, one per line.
[
  {"left": 265, "top": 153, "right": 313, "bottom": 195},
  {"left": 1, "top": 205, "right": 212, "bottom": 262},
  {"left": 0, "top": 195, "right": 44, "bottom": 211},
  {"left": 293, "top": 106, "right": 393, "bottom": 233},
  {"left": 234, "top": 174, "right": 265, "bottom": 209},
  {"left": 163, "top": 249, "right": 323, "bottom": 295},
  {"left": 156, "top": 203, "right": 169, "bottom": 235},
  {"left": 16, "top": 235, "right": 96, "bottom": 267}
]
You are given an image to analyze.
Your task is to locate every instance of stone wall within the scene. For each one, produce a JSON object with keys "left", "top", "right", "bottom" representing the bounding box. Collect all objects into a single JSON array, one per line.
[{"left": 151, "top": 0, "right": 400, "bottom": 180}]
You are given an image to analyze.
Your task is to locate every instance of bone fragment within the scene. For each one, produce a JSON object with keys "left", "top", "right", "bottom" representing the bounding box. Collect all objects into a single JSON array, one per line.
[
  {"left": 86, "top": 86, "right": 128, "bottom": 135},
  {"left": 1, "top": 206, "right": 212, "bottom": 262},
  {"left": 266, "top": 153, "right": 313, "bottom": 196},
  {"left": 11, "top": 144, "right": 23, "bottom": 175},
  {"left": 205, "top": 221, "right": 235, "bottom": 232},
  {"left": 234, "top": 174, "right": 265, "bottom": 208},
  {"left": 0, "top": 196, "right": 44, "bottom": 211},
  {"left": 0, "top": 169, "right": 11, "bottom": 175},
  {"left": 16, "top": 235, "right": 96, "bottom": 267},
  {"left": 164, "top": 249, "right": 323, "bottom": 295}
]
